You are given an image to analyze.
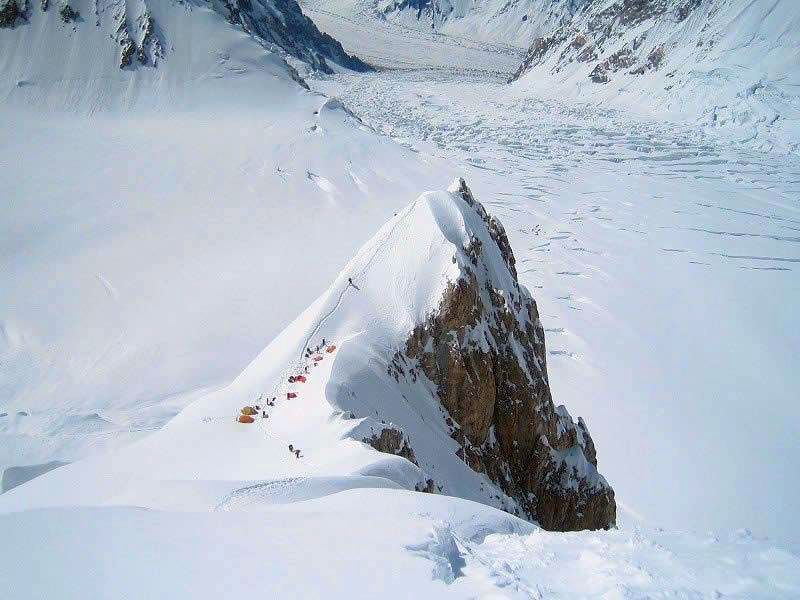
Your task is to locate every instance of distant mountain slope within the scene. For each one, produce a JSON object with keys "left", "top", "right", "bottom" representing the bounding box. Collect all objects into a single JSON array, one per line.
[
  {"left": 0, "top": 0, "right": 368, "bottom": 108},
  {"left": 374, "top": 0, "right": 582, "bottom": 46},
  {"left": 327, "top": 0, "right": 799, "bottom": 150},
  {"left": 510, "top": 0, "right": 800, "bottom": 151},
  {"left": 211, "top": 0, "right": 370, "bottom": 72}
]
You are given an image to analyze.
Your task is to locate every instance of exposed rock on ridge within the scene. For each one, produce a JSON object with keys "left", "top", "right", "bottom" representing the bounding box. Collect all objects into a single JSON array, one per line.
[
  {"left": 388, "top": 179, "right": 616, "bottom": 531},
  {"left": 510, "top": 0, "right": 706, "bottom": 84},
  {"left": 217, "top": 0, "right": 371, "bottom": 74}
]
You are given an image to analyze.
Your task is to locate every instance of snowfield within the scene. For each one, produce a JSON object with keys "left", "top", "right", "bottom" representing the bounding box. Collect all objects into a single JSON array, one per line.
[{"left": 2, "top": 0, "right": 800, "bottom": 597}]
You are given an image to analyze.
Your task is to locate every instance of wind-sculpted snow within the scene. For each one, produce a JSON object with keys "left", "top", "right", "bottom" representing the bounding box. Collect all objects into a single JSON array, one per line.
[
  {"left": 0, "top": 181, "right": 613, "bottom": 525},
  {"left": 213, "top": 0, "right": 370, "bottom": 73}
]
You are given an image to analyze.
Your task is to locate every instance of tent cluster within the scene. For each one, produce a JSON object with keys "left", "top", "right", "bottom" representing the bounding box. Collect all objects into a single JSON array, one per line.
[{"left": 235, "top": 339, "right": 337, "bottom": 428}]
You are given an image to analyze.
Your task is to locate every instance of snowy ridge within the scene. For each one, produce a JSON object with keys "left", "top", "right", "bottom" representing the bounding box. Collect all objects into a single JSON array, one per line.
[
  {"left": 0, "top": 180, "right": 608, "bottom": 519},
  {"left": 0, "top": 182, "right": 797, "bottom": 596}
]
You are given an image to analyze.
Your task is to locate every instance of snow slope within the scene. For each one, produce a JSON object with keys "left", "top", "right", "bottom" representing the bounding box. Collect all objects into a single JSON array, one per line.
[
  {"left": 2, "top": 185, "right": 798, "bottom": 598},
  {"left": 0, "top": 182, "right": 598, "bottom": 516},
  {"left": 304, "top": 0, "right": 576, "bottom": 48}
]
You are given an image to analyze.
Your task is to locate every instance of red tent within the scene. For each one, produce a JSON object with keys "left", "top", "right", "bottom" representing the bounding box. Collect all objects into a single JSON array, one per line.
[
  {"left": 314, "top": 355, "right": 323, "bottom": 361},
  {"left": 287, "top": 392, "right": 298, "bottom": 399},
  {"left": 238, "top": 415, "right": 255, "bottom": 424},
  {"left": 295, "top": 375, "right": 307, "bottom": 383}
]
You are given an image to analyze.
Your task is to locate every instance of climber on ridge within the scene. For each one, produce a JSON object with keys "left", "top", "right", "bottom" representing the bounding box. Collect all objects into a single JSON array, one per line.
[{"left": 348, "top": 277, "right": 360, "bottom": 290}]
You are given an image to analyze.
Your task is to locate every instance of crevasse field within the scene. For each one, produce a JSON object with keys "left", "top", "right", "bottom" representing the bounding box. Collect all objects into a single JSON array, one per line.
[{"left": 1, "top": 0, "right": 799, "bottom": 597}]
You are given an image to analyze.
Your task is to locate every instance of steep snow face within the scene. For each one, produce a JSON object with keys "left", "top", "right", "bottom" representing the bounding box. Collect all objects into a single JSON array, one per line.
[
  {"left": 384, "top": 180, "right": 615, "bottom": 530},
  {"left": 511, "top": 0, "right": 800, "bottom": 151},
  {"left": 0, "top": 0, "right": 365, "bottom": 111}
]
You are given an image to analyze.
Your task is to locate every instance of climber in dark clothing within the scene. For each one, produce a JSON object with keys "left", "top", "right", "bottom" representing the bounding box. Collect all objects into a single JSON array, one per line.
[
  {"left": 348, "top": 277, "right": 360, "bottom": 291},
  {"left": 288, "top": 444, "right": 294, "bottom": 453},
  {"left": 262, "top": 410, "right": 267, "bottom": 418},
  {"left": 295, "top": 449, "right": 301, "bottom": 459}
]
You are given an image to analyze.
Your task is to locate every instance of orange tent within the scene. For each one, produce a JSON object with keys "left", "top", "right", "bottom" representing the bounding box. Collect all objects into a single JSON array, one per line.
[
  {"left": 326, "top": 345, "right": 336, "bottom": 353},
  {"left": 238, "top": 415, "right": 255, "bottom": 424}
]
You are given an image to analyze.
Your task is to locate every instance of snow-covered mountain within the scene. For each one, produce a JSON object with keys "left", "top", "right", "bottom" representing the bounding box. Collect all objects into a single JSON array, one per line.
[
  {"left": 373, "top": 0, "right": 579, "bottom": 46},
  {"left": 3, "top": 0, "right": 800, "bottom": 595},
  {"left": 510, "top": 0, "right": 800, "bottom": 151},
  {"left": 0, "top": 0, "right": 366, "bottom": 109},
  {"left": 316, "top": 0, "right": 799, "bottom": 150}
]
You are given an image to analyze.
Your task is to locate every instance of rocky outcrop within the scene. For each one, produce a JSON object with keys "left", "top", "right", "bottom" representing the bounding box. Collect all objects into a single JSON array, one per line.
[
  {"left": 389, "top": 180, "right": 615, "bottom": 531},
  {"left": 0, "top": 0, "right": 21, "bottom": 27},
  {"left": 216, "top": 0, "right": 371, "bottom": 74},
  {"left": 510, "top": 0, "right": 703, "bottom": 85},
  {"left": 112, "top": 6, "right": 163, "bottom": 69},
  {"left": 363, "top": 426, "right": 419, "bottom": 466},
  {"left": 4, "top": 0, "right": 365, "bottom": 75}
]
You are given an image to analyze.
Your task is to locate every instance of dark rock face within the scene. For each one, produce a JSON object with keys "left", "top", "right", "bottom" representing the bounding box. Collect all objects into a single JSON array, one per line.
[
  {"left": 363, "top": 427, "right": 419, "bottom": 466},
  {"left": 363, "top": 427, "right": 437, "bottom": 494},
  {"left": 218, "top": 0, "right": 371, "bottom": 74},
  {"left": 390, "top": 180, "right": 616, "bottom": 531},
  {"left": 0, "top": 0, "right": 20, "bottom": 27}
]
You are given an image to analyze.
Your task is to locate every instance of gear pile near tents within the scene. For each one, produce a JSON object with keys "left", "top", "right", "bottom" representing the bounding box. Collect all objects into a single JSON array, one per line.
[{"left": 235, "top": 338, "right": 338, "bottom": 425}]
